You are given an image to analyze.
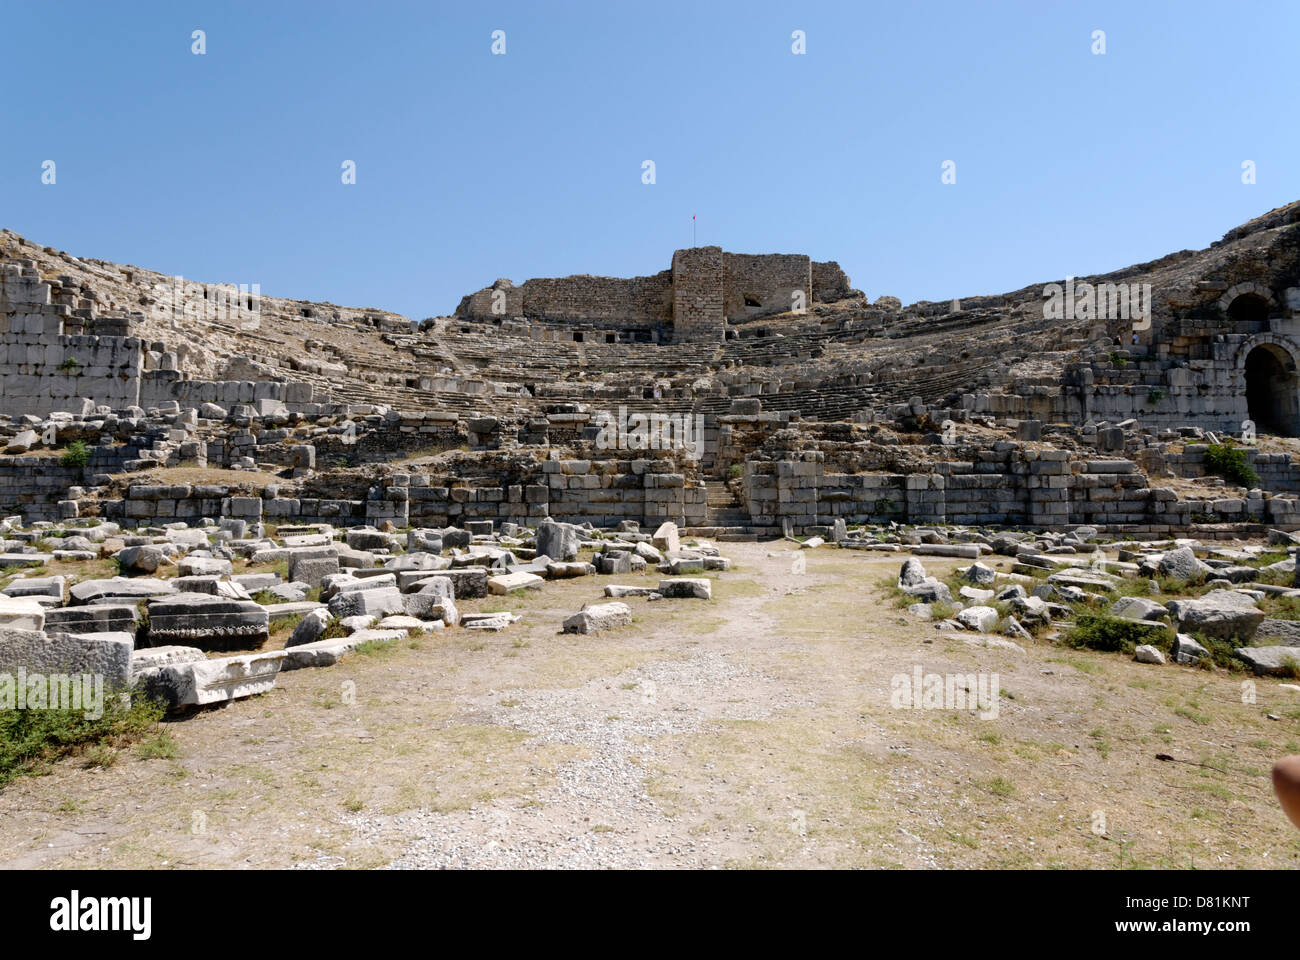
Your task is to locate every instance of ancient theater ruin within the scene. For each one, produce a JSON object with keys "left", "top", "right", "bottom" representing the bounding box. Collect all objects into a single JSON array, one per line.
[{"left": 4, "top": 201, "right": 1300, "bottom": 711}]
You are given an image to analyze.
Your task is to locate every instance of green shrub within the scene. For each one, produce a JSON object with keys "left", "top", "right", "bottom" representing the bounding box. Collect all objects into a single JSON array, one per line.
[
  {"left": 59, "top": 440, "right": 91, "bottom": 469},
  {"left": 1203, "top": 443, "right": 1259, "bottom": 489},
  {"left": 56, "top": 356, "right": 80, "bottom": 373},
  {"left": 1063, "top": 615, "right": 1170, "bottom": 654},
  {"left": 0, "top": 693, "right": 163, "bottom": 787}
]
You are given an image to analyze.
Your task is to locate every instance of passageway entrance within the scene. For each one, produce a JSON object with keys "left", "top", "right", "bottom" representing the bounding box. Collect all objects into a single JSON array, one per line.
[{"left": 1244, "top": 343, "right": 1300, "bottom": 436}]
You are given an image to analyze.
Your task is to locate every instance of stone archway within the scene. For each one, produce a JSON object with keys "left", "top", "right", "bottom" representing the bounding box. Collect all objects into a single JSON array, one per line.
[
  {"left": 1243, "top": 341, "right": 1300, "bottom": 436},
  {"left": 1219, "top": 282, "right": 1274, "bottom": 326}
]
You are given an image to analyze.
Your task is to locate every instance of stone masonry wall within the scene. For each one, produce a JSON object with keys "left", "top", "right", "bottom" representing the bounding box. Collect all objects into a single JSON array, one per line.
[
  {"left": 722, "top": 253, "right": 811, "bottom": 322},
  {"left": 1, "top": 262, "right": 147, "bottom": 417},
  {"left": 671, "top": 246, "right": 725, "bottom": 343}
]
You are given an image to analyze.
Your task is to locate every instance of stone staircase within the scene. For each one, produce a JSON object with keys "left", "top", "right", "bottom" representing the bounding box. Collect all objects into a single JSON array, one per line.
[{"left": 688, "top": 479, "right": 778, "bottom": 541}]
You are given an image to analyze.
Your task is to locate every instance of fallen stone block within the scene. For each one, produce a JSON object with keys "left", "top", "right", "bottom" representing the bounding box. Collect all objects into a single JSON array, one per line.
[
  {"left": 1171, "top": 633, "right": 1210, "bottom": 665},
  {"left": 1235, "top": 646, "right": 1300, "bottom": 677},
  {"left": 140, "top": 650, "right": 287, "bottom": 708},
  {"left": 129, "top": 644, "right": 205, "bottom": 677},
  {"left": 117, "top": 544, "right": 171, "bottom": 574},
  {"left": 146, "top": 594, "right": 271, "bottom": 651},
  {"left": 545, "top": 561, "right": 595, "bottom": 579},
  {"left": 281, "top": 635, "right": 367, "bottom": 671},
  {"left": 461, "top": 612, "right": 520, "bottom": 631},
  {"left": 328, "top": 585, "right": 405, "bottom": 620},
  {"left": 45, "top": 604, "right": 138, "bottom": 635},
  {"left": 0, "top": 596, "right": 46, "bottom": 631},
  {"left": 562, "top": 601, "right": 632, "bottom": 634},
  {"left": 657, "top": 578, "right": 712, "bottom": 600},
  {"left": 956, "top": 605, "right": 998, "bottom": 633},
  {"left": 0, "top": 628, "right": 131, "bottom": 686},
  {"left": 536, "top": 520, "right": 580, "bottom": 562},
  {"left": 69, "top": 577, "right": 176, "bottom": 604},
  {"left": 1168, "top": 590, "right": 1264, "bottom": 642},
  {"left": 488, "top": 572, "right": 544, "bottom": 595},
  {"left": 177, "top": 556, "right": 233, "bottom": 577},
  {"left": 286, "top": 608, "right": 332, "bottom": 648},
  {"left": 1135, "top": 644, "right": 1166, "bottom": 664},
  {"left": 289, "top": 554, "right": 339, "bottom": 588},
  {"left": 604, "top": 584, "right": 657, "bottom": 598},
  {"left": 651, "top": 521, "right": 680, "bottom": 553}
]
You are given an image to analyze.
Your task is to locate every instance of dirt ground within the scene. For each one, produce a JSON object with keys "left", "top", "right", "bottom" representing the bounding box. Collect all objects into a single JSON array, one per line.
[{"left": 2, "top": 542, "right": 1299, "bottom": 870}]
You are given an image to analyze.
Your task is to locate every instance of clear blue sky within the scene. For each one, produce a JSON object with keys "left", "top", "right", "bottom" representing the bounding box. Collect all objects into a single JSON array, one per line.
[{"left": 3, "top": 0, "right": 1297, "bottom": 318}]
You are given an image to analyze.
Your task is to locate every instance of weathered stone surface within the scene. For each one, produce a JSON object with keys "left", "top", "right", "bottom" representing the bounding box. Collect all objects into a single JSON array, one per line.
[
  {"left": 1171, "top": 632, "right": 1210, "bottom": 665},
  {"left": 117, "top": 544, "right": 170, "bottom": 574},
  {"left": 1235, "top": 646, "right": 1300, "bottom": 676},
  {"left": 898, "top": 558, "right": 928, "bottom": 588},
  {"left": 545, "top": 561, "right": 595, "bottom": 579},
  {"left": 0, "top": 596, "right": 46, "bottom": 630},
  {"left": 286, "top": 608, "right": 332, "bottom": 648},
  {"left": 488, "top": 572, "right": 544, "bottom": 595},
  {"left": 956, "top": 605, "right": 998, "bottom": 633},
  {"left": 415, "top": 568, "right": 487, "bottom": 599},
  {"left": 461, "top": 612, "right": 520, "bottom": 631},
  {"left": 604, "top": 584, "right": 657, "bottom": 598},
  {"left": 536, "top": 520, "right": 579, "bottom": 562},
  {"left": 129, "top": 644, "right": 205, "bottom": 677},
  {"left": 45, "top": 603, "right": 138, "bottom": 634},
  {"left": 402, "top": 589, "right": 458, "bottom": 624},
  {"left": 282, "top": 635, "right": 366, "bottom": 671},
  {"left": 140, "top": 650, "right": 287, "bottom": 707},
  {"left": 658, "top": 578, "right": 711, "bottom": 599},
  {"left": 2, "top": 575, "right": 65, "bottom": 602},
  {"left": 1167, "top": 590, "right": 1264, "bottom": 641},
  {"left": 177, "top": 556, "right": 233, "bottom": 577},
  {"left": 595, "top": 550, "right": 632, "bottom": 575},
  {"left": 1157, "top": 547, "right": 1212, "bottom": 582},
  {"left": 69, "top": 577, "right": 175, "bottom": 604},
  {"left": 328, "top": 585, "right": 405, "bottom": 619},
  {"left": 652, "top": 522, "right": 680, "bottom": 553},
  {"left": 1254, "top": 619, "right": 1300, "bottom": 647},
  {"left": 963, "top": 562, "right": 996, "bottom": 585},
  {"left": 0, "top": 627, "right": 132, "bottom": 683},
  {"left": 1111, "top": 596, "right": 1169, "bottom": 622},
  {"left": 289, "top": 554, "right": 339, "bottom": 588},
  {"left": 146, "top": 593, "right": 271, "bottom": 651},
  {"left": 562, "top": 601, "right": 632, "bottom": 634},
  {"left": 1134, "top": 644, "right": 1166, "bottom": 664}
]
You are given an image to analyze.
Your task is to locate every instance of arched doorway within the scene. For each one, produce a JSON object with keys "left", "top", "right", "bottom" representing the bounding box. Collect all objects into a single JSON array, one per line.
[
  {"left": 1228, "top": 293, "right": 1270, "bottom": 324},
  {"left": 1244, "top": 343, "right": 1300, "bottom": 436}
]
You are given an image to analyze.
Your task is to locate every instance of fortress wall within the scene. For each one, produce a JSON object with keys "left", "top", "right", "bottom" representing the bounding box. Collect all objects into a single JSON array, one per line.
[
  {"left": 722, "top": 253, "right": 811, "bottom": 321},
  {"left": 812, "top": 261, "right": 853, "bottom": 303},
  {"left": 671, "top": 246, "right": 725, "bottom": 342},
  {"left": 520, "top": 273, "right": 672, "bottom": 325}
]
